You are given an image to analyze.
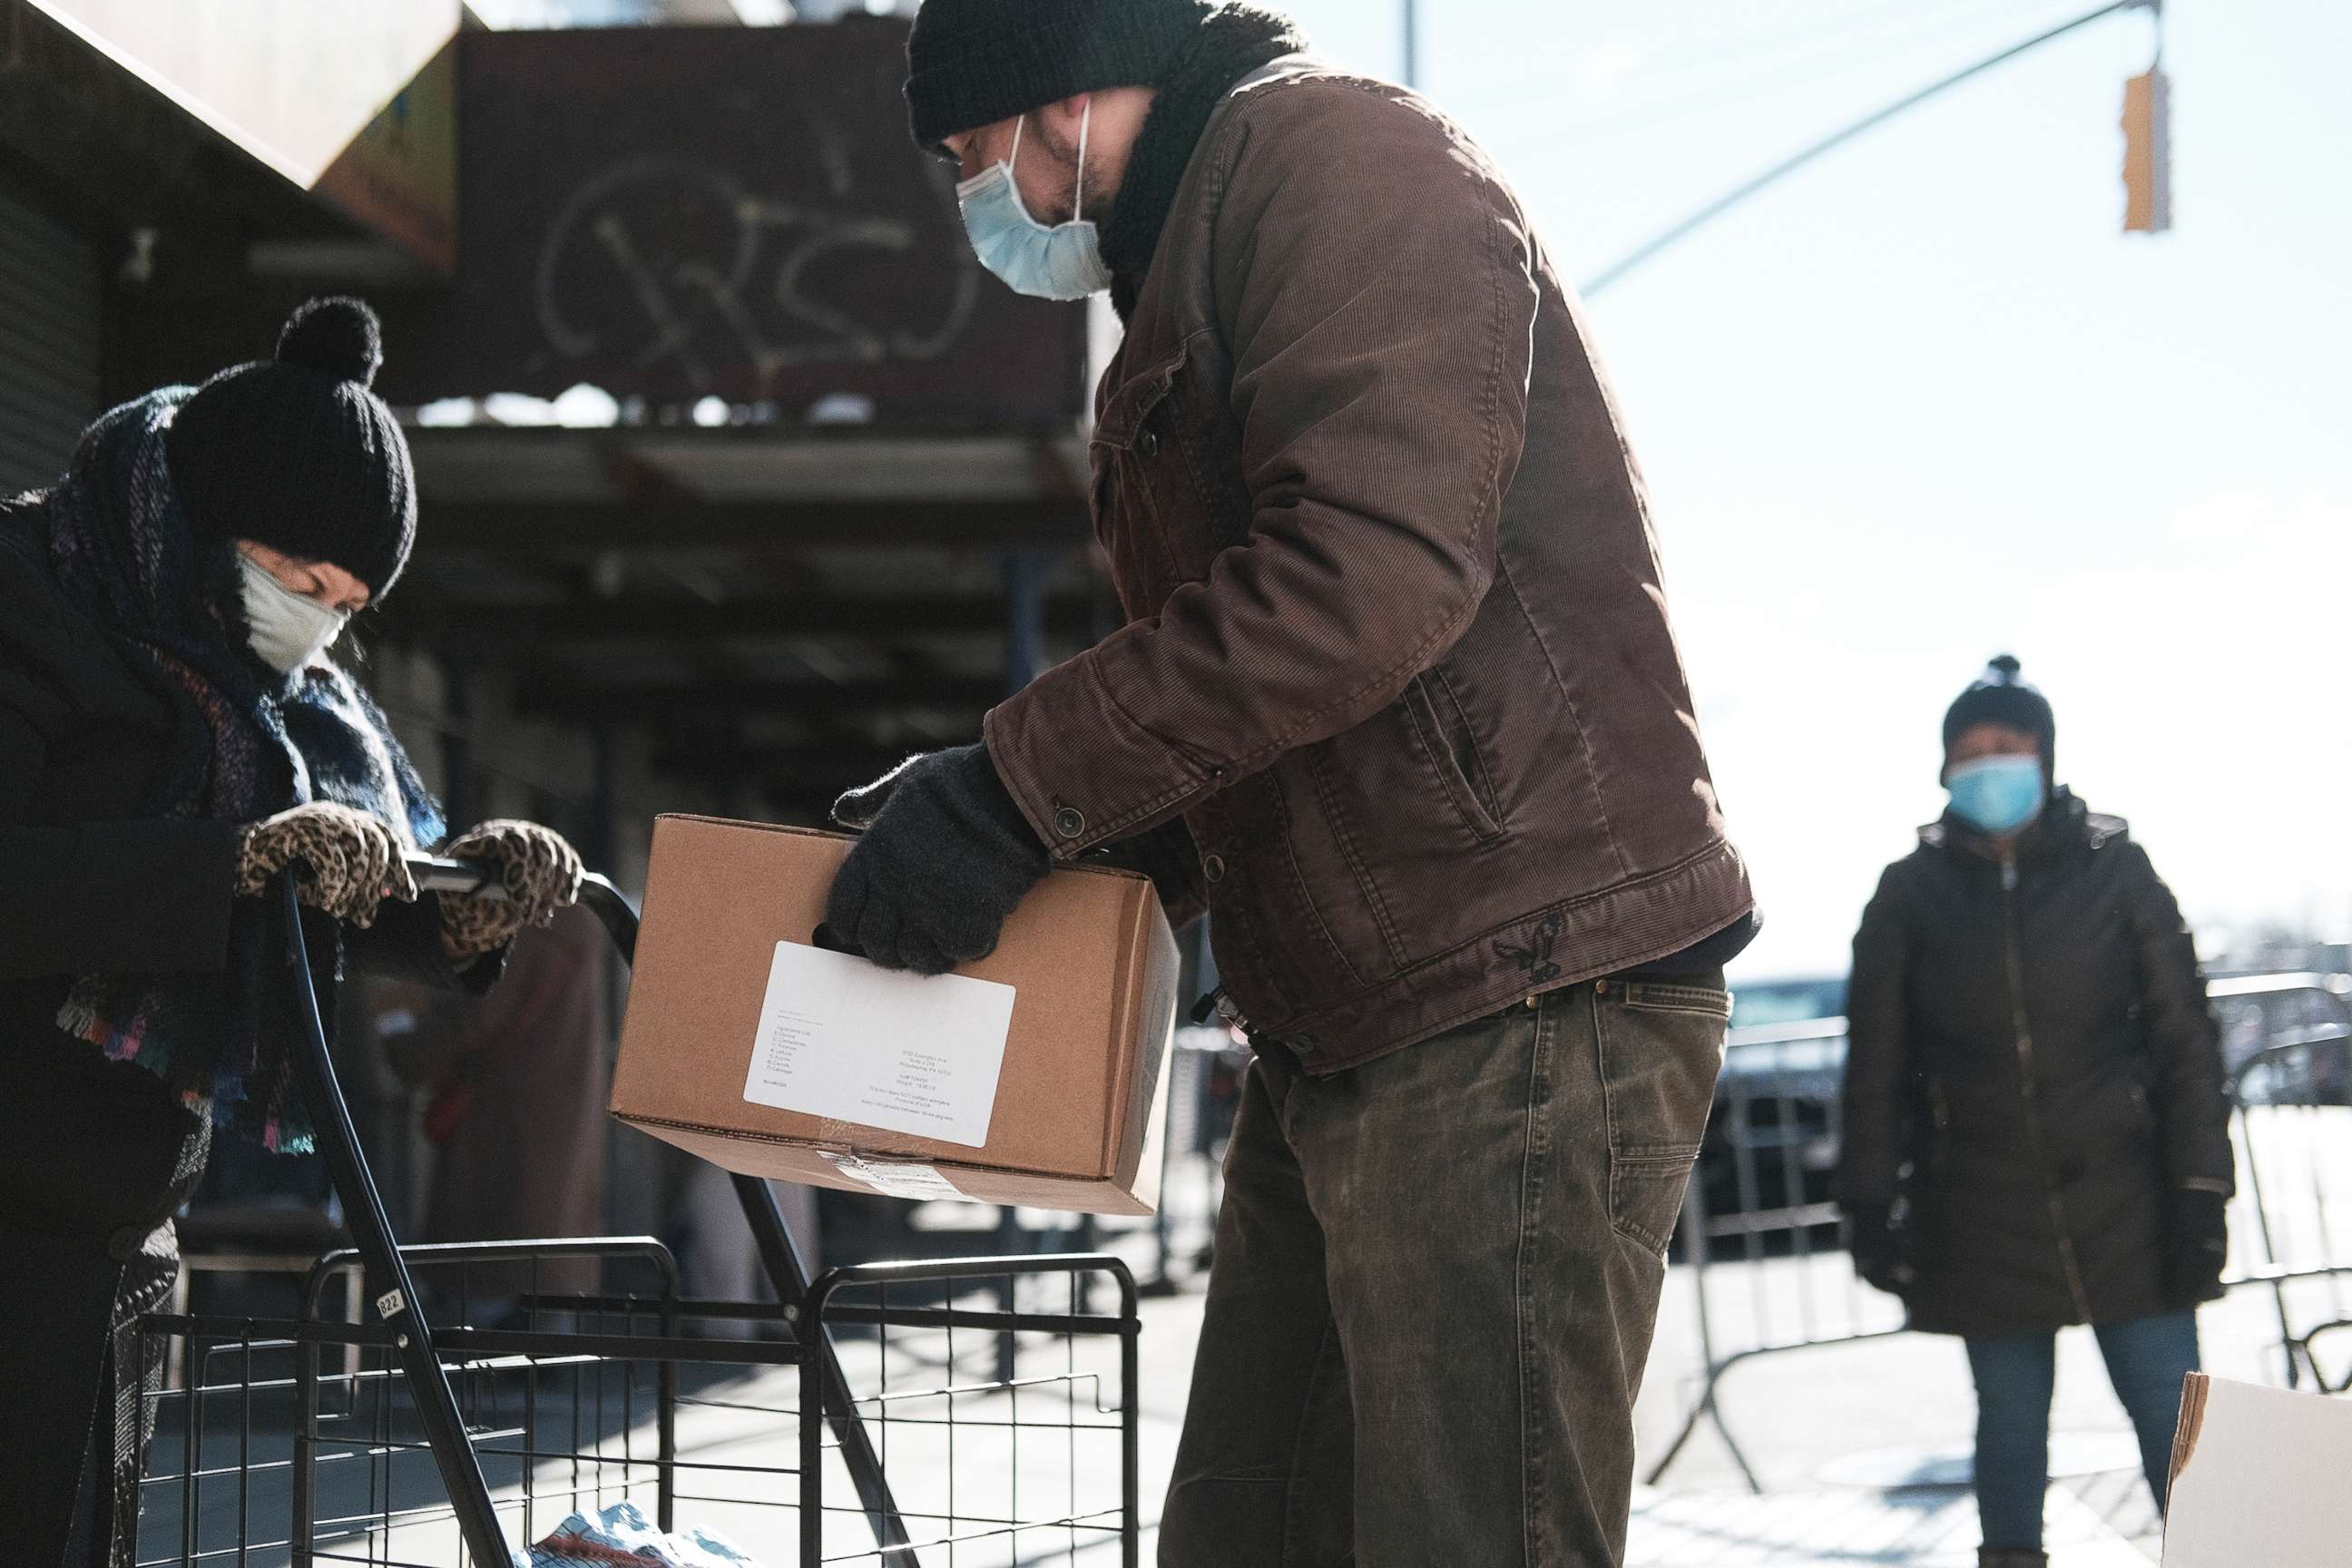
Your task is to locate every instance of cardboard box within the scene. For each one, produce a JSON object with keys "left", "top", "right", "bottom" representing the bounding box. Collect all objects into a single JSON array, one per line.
[
  {"left": 2162, "top": 1371, "right": 2352, "bottom": 1565},
  {"left": 610, "top": 815, "right": 1179, "bottom": 1216}
]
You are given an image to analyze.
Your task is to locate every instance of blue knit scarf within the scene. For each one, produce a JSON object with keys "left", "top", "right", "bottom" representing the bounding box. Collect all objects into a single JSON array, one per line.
[{"left": 41, "top": 387, "right": 443, "bottom": 1152}]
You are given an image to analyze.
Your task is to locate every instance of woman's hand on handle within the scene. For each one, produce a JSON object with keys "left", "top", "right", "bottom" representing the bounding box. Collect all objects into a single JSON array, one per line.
[
  {"left": 436, "top": 820, "right": 584, "bottom": 963},
  {"left": 235, "top": 802, "right": 417, "bottom": 926}
]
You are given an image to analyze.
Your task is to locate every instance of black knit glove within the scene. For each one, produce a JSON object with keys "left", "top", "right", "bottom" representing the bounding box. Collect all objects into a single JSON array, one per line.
[
  {"left": 825, "top": 745, "right": 1052, "bottom": 975},
  {"left": 1847, "top": 1198, "right": 1917, "bottom": 1297},
  {"left": 2163, "top": 1186, "right": 2230, "bottom": 1307}
]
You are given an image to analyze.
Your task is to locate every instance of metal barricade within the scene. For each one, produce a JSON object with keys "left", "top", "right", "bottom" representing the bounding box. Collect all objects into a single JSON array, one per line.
[
  {"left": 2210, "top": 973, "right": 2352, "bottom": 1390},
  {"left": 1646, "top": 1015, "right": 1904, "bottom": 1489},
  {"left": 1648, "top": 972, "right": 2352, "bottom": 1488}
]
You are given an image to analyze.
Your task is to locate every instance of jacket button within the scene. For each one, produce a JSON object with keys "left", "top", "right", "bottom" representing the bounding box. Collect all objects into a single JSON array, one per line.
[
  {"left": 1137, "top": 430, "right": 1160, "bottom": 457},
  {"left": 1202, "top": 854, "right": 1227, "bottom": 884},
  {"left": 1053, "top": 806, "right": 1087, "bottom": 840}
]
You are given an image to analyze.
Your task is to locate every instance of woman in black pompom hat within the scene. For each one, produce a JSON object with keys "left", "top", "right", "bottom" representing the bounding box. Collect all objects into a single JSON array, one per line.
[
  {"left": 167, "top": 294, "right": 418, "bottom": 600},
  {"left": 1839, "top": 656, "right": 2235, "bottom": 1567},
  {"left": 0, "top": 297, "right": 584, "bottom": 1564}
]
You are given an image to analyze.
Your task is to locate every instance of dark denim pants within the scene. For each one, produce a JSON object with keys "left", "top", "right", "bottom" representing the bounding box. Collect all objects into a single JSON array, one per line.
[
  {"left": 1159, "top": 975, "right": 1729, "bottom": 1567},
  {"left": 1965, "top": 1308, "right": 2201, "bottom": 1551}
]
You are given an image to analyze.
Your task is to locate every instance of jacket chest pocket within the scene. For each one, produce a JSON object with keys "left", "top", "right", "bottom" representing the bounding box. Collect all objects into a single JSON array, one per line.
[{"left": 1090, "top": 337, "right": 1227, "bottom": 610}]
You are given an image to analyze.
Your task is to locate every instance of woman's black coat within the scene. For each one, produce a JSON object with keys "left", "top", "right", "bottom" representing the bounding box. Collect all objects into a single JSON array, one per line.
[
  {"left": 0, "top": 501, "right": 467, "bottom": 1062},
  {"left": 1840, "top": 790, "right": 2235, "bottom": 1338},
  {"left": 0, "top": 497, "right": 489, "bottom": 1560}
]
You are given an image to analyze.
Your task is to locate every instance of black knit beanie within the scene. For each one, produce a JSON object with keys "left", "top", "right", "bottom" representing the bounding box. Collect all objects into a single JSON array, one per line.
[
  {"left": 1943, "top": 654, "right": 2056, "bottom": 771},
  {"left": 905, "top": 0, "right": 1217, "bottom": 150},
  {"left": 165, "top": 297, "right": 417, "bottom": 599}
]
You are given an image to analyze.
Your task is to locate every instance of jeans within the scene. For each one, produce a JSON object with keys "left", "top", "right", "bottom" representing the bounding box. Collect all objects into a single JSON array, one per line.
[
  {"left": 1965, "top": 1309, "right": 2201, "bottom": 1551},
  {"left": 1159, "top": 975, "right": 1729, "bottom": 1567}
]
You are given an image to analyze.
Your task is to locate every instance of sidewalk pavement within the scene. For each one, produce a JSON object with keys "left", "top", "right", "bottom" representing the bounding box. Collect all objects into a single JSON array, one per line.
[
  {"left": 1107, "top": 1265, "right": 2206, "bottom": 1564},
  {"left": 795, "top": 1166, "right": 2276, "bottom": 1563}
]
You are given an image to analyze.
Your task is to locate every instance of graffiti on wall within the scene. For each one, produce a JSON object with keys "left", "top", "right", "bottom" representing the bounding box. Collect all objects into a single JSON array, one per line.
[{"left": 392, "top": 18, "right": 1083, "bottom": 426}]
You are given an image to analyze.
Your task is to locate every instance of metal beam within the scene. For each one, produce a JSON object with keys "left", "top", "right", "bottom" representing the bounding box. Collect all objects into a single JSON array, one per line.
[
  {"left": 421, "top": 499, "right": 1091, "bottom": 554},
  {"left": 515, "top": 674, "right": 1001, "bottom": 722},
  {"left": 654, "top": 740, "right": 927, "bottom": 781},
  {"left": 383, "top": 590, "right": 1095, "bottom": 643}
]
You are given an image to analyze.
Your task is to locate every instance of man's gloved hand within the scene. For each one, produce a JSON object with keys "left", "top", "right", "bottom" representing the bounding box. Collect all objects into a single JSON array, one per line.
[
  {"left": 2163, "top": 1186, "right": 2230, "bottom": 1307},
  {"left": 825, "top": 744, "right": 1051, "bottom": 975},
  {"left": 1847, "top": 1198, "right": 1918, "bottom": 1298},
  {"left": 438, "top": 819, "right": 584, "bottom": 963},
  {"left": 236, "top": 801, "right": 417, "bottom": 927}
]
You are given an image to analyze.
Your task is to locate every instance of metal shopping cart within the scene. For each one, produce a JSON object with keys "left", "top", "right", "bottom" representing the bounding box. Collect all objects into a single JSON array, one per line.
[{"left": 124, "top": 860, "right": 1141, "bottom": 1568}]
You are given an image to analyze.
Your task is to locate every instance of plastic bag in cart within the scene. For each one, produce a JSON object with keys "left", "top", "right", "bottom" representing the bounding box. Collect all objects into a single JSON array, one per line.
[{"left": 525, "top": 1502, "right": 760, "bottom": 1568}]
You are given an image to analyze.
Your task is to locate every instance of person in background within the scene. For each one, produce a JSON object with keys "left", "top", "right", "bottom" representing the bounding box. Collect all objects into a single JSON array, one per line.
[
  {"left": 0, "top": 298, "right": 583, "bottom": 1563},
  {"left": 823, "top": 2, "right": 1758, "bottom": 1561},
  {"left": 1840, "top": 656, "right": 2233, "bottom": 1568},
  {"left": 372, "top": 905, "right": 616, "bottom": 1302}
]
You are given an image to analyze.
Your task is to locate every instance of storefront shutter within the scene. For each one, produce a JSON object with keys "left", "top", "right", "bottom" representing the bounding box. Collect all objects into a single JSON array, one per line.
[{"left": 0, "top": 178, "right": 102, "bottom": 496}]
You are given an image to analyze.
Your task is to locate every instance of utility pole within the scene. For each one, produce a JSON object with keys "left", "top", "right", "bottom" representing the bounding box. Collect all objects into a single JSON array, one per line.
[{"left": 1402, "top": 0, "right": 1419, "bottom": 89}]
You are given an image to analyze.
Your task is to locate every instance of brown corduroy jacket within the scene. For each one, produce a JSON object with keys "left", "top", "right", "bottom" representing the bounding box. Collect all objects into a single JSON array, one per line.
[{"left": 985, "top": 60, "right": 1753, "bottom": 1072}]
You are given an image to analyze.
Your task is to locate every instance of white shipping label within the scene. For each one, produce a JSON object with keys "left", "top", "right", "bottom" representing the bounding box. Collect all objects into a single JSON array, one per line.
[
  {"left": 823, "top": 1152, "right": 967, "bottom": 1202},
  {"left": 742, "top": 940, "right": 1015, "bottom": 1148}
]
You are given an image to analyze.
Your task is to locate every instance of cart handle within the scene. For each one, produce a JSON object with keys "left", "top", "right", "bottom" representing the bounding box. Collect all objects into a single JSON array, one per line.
[{"left": 404, "top": 853, "right": 639, "bottom": 963}]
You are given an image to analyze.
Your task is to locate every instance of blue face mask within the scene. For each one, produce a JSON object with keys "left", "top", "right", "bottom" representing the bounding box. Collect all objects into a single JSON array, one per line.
[
  {"left": 1946, "top": 755, "right": 2047, "bottom": 837},
  {"left": 956, "top": 108, "right": 1112, "bottom": 300}
]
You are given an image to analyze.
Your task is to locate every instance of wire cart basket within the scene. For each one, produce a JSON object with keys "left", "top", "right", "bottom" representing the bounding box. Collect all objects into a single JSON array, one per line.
[{"left": 123, "top": 863, "right": 1141, "bottom": 1568}]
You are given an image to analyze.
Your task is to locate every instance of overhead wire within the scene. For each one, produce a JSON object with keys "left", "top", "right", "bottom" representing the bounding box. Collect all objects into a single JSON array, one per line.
[
  {"left": 1465, "top": 0, "right": 2068, "bottom": 116},
  {"left": 1549, "top": 0, "right": 2094, "bottom": 149},
  {"left": 1474, "top": 0, "right": 2091, "bottom": 168},
  {"left": 1576, "top": 0, "right": 2160, "bottom": 294},
  {"left": 1564, "top": 0, "right": 2058, "bottom": 81}
]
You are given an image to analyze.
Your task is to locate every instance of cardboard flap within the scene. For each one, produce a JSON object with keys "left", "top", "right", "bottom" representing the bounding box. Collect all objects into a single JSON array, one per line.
[
  {"left": 2167, "top": 1370, "right": 2209, "bottom": 1492},
  {"left": 2162, "top": 1373, "right": 2352, "bottom": 1566}
]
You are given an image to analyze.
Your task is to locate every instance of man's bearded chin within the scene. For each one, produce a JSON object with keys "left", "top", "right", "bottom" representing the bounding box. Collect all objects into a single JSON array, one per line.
[
  {"left": 1034, "top": 132, "right": 1118, "bottom": 226},
  {"left": 1035, "top": 178, "right": 1117, "bottom": 229}
]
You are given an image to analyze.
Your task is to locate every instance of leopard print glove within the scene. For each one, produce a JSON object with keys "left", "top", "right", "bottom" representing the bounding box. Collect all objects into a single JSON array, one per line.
[
  {"left": 438, "top": 819, "right": 584, "bottom": 962},
  {"left": 235, "top": 802, "right": 417, "bottom": 928}
]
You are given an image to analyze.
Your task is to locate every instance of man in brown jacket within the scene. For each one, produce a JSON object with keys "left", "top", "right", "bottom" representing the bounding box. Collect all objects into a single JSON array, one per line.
[{"left": 825, "top": 2, "right": 1758, "bottom": 1561}]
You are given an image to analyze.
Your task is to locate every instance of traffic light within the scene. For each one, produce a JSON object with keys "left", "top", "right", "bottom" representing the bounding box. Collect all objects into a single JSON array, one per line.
[{"left": 2122, "top": 67, "right": 2171, "bottom": 233}]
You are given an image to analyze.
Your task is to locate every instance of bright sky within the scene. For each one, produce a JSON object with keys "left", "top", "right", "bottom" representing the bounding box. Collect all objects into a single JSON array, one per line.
[{"left": 1269, "top": 0, "right": 2352, "bottom": 977}]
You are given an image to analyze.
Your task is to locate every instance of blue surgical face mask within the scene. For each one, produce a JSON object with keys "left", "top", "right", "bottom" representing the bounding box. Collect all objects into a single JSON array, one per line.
[
  {"left": 1946, "top": 755, "right": 2047, "bottom": 837},
  {"left": 956, "top": 107, "right": 1112, "bottom": 300}
]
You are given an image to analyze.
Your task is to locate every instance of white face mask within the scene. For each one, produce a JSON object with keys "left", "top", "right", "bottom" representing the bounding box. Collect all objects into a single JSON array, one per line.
[
  {"left": 238, "top": 553, "right": 349, "bottom": 674},
  {"left": 956, "top": 106, "right": 1113, "bottom": 300}
]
